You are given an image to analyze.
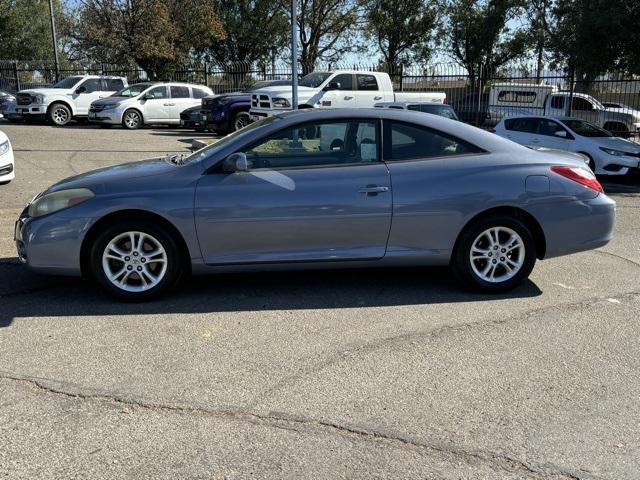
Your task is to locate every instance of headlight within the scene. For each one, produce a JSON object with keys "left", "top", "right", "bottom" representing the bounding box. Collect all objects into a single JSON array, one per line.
[
  {"left": 0, "top": 140, "right": 10, "bottom": 156},
  {"left": 27, "top": 188, "right": 94, "bottom": 218},
  {"left": 272, "top": 98, "right": 291, "bottom": 108},
  {"left": 32, "top": 94, "right": 44, "bottom": 104},
  {"left": 102, "top": 103, "right": 120, "bottom": 110},
  {"left": 599, "top": 147, "right": 632, "bottom": 157}
]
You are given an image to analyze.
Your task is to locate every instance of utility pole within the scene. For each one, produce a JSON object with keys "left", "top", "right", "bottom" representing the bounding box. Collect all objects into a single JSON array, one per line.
[
  {"left": 48, "top": 0, "right": 60, "bottom": 81},
  {"left": 290, "top": 0, "right": 298, "bottom": 110}
]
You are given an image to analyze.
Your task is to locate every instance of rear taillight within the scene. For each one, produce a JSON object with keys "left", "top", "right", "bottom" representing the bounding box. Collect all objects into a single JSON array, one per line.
[{"left": 550, "top": 165, "right": 603, "bottom": 193}]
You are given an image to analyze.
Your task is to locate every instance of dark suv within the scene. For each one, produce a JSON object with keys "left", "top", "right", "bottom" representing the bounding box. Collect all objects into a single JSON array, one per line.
[{"left": 197, "top": 80, "right": 290, "bottom": 134}]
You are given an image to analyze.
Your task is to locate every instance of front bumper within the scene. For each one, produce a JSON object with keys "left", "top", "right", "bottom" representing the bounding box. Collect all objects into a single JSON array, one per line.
[
  {"left": 88, "top": 109, "right": 123, "bottom": 124},
  {"left": 15, "top": 103, "right": 47, "bottom": 116},
  {"left": 249, "top": 108, "right": 287, "bottom": 122}
]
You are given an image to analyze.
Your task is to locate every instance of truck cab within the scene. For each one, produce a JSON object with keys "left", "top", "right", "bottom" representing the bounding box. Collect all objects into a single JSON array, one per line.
[{"left": 15, "top": 75, "right": 128, "bottom": 126}]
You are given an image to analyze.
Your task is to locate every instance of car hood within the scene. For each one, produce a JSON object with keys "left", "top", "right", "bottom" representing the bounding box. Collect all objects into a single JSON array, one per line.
[
  {"left": 91, "top": 96, "right": 131, "bottom": 105},
  {"left": 593, "top": 136, "right": 640, "bottom": 152},
  {"left": 47, "top": 156, "right": 183, "bottom": 194},
  {"left": 19, "top": 88, "right": 67, "bottom": 96},
  {"left": 0, "top": 130, "right": 8, "bottom": 143}
]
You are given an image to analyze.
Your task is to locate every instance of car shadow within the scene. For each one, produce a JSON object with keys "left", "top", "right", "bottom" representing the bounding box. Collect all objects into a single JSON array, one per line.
[
  {"left": 0, "top": 257, "right": 542, "bottom": 327},
  {"left": 600, "top": 175, "right": 640, "bottom": 195}
]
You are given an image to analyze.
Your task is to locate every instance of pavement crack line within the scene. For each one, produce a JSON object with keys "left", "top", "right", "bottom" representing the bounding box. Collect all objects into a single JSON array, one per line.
[
  {"left": 593, "top": 249, "right": 640, "bottom": 268},
  {"left": 0, "top": 373, "right": 591, "bottom": 480}
]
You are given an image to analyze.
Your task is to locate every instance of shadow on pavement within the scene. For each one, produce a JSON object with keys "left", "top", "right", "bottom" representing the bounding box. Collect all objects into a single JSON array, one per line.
[
  {"left": 0, "top": 257, "right": 542, "bottom": 327},
  {"left": 601, "top": 175, "right": 640, "bottom": 195}
]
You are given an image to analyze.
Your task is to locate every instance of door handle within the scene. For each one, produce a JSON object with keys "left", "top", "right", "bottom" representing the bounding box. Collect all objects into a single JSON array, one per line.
[
  {"left": 359, "top": 185, "right": 389, "bottom": 195},
  {"left": 344, "top": 96, "right": 353, "bottom": 100},
  {"left": 374, "top": 96, "right": 383, "bottom": 100},
  {"left": 164, "top": 103, "right": 176, "bottom": 106}
]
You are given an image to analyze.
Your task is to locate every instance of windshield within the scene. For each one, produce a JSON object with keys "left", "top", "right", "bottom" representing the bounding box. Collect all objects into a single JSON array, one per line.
[
  {"left": 299, "top": 72, "right": 333, "bottom": 88},
  {"left": 113, "top": 83, "right": 152, "bottom": 97},
  {"left": 184, "top": 115, "right": 282, "bottom": 163},
  {"left": 563, "top": 119, "right": 612, "bottom": 137},
  {"left": 52, "top": 76, "right": 83, "bottom": 89}
]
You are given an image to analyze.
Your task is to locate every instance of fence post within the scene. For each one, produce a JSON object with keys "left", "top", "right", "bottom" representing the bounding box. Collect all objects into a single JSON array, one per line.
[
  {"left": 566, "top": 67, "right": 575, "bottom": 117},
  {"left": 398, "top": 64, "right": 404, "bottom": 92},
  {"left": 203, "top": 63, "right": 209, "bottom": 87},
  {"left": 13, "top": 61, "right": 20, "bottom": 92}
]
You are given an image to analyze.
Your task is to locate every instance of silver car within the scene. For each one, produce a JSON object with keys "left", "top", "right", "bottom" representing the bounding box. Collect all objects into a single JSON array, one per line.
[{"left": 14, "top": 109, "right": 615, "bottom": 301}]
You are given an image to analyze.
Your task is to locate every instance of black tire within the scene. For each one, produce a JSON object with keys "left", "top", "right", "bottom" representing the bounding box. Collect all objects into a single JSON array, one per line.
[
  {"left": 89, "top": 220, "right": 184, "bottom": 301},
  {"left": 48, "top": 103, "right": 72, "bottom": 126},
  {"left": 231, "top": 111, "right": 250, "bottom": 132},
  {"left": 122, "top": 109, "right": 143, "bottom": 129},
  {"left": 451, "top": 214, "right": 536, "bottom": 293}
]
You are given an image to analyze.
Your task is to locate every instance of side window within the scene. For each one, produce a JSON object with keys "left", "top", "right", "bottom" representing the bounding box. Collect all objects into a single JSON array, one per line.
[
  {"left": 383, "top": 120, "right": 483, "bottom": 161},
  {"left": 550, "top": 96, "right": 565, "bottom": 110},
  {"left": 104, "top": 79, "right": 125, "bottom": 91},
  {"left": 192, "top": 88, "right": 208, "bottom": 99},
  {"left": 497, "top": 90, "right": 537, "bottom": 103},
  {"left": 146, "top": 86, "right": 168, "bottom": 99},
  {"left": 504, "top": 117, "right": 538, "bottom": 133},
  {"left": 357, "top": 74, "right": 379, "bottom": 91},
  {"left": 572, "top": 97, "right": 593, "bottom": 111},
  {"left": 332, "top": 74, "right": 353, "bottom": 90},
  {"left": 537, "top": 119, "right": 565, "bottom": 136},
  {"left": 170, "top": 86, "right": 190, "bottom": 98},
  {"left": 79, "top": 78, "right": 102, "bottom": 93},
  {"left": 244, "top": 120, "right": 379, "bottom": 169}
]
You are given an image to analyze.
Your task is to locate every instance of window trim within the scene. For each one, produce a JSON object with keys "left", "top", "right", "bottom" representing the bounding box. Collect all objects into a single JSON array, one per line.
[
  {"left": 382, "top": 119, "right": 487, "bottom": 162},
  {"left": 225, "top": 118, "right": 383, "bottom": 172}
]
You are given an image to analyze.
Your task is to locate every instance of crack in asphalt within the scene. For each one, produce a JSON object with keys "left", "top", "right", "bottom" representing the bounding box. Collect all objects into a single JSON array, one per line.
[
  {"left": 0, "top": 373, "right": 589, "bottom": 480},
  {"left": 593, "top": 249, "right": 640, "bottom": 268}
]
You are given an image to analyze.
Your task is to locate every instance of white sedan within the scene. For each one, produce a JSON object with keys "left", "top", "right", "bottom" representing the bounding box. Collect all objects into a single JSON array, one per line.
[
  {"left": 495, "top": 116, "right": 640, "bottom": 175},
  {"left": 0, "top": 130, "right": 15, "bottom": 184}
]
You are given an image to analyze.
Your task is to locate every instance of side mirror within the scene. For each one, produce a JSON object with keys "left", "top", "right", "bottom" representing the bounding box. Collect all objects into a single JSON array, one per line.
[
  {"left": 143, "top": 93, "right": 155, "bottom": 100},
  {"left": 554, "top": 130, "right": 568, "bottom": 138},
  {"left": 75, "top": 86, "right": 86, "bottom": 94},
  {"left": 324, "top": 81, "right": 341, "bottom": 91},
  {"left": 223, "top": 152, "right": 249, "bottom": 172}
]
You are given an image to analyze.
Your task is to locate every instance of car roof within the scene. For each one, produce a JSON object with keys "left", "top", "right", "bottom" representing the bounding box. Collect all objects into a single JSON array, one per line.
[
  {"left": 129, "top": 81, "right": 209, "bottom": 88},
  {"left": 498, "top": 115, "right": 583, "bottom": 123}
]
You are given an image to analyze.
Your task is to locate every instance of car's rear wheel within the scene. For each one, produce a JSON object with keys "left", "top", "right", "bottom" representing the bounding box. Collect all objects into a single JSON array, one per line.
[
  {"left": 451, "top": 215, "right": 536, "bottom": 293},
  {"left": 232, "top": 111, "right": 250, "bottom": 132},
  {"left": 122, "top": 109, "right": 142, "bottom": 129},
  {"left": 48, "top": 103, "right": 72, "bottom": 126},
  {"left": 89, "top": 221, "right": 183, "bottom": 301}
]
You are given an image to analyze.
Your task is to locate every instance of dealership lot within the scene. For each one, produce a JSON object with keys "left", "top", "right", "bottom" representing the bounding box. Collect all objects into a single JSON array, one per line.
[{"left": 1, "top": 122, "right": 640, "bottom": 479}]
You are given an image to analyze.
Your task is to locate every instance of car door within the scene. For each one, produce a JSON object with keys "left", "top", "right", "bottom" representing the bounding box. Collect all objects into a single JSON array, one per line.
[
  {"left": 355, "top": 74, "right": 385, "bottom": 107},
  {"left": 167, "top": 85, "right": 194, "bottom": 123},
  {"left": 73, "top": 78, "right": 104, "bottom": 115},
  {"left": 320, "top": 74, "right": 356, "bottom": 108},
  {"left": 533, "top": 118, "right": 574, "bottom": 150},
  {"left": 501, "top": 117, "right": 539, "bottom": 146},
  {"left": 141, "top": 86, "right": 170, "bottom": 122},
  {"left": 194, "top": 119, "right": 392, "bottom": 264}
]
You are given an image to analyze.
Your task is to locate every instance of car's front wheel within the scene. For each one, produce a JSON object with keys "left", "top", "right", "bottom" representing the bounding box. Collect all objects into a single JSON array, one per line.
[
  {"left": 48, "top": 103, "right": 72, "bottom": 126},
  {"left": 89, "top": 221, "right": 183, "bottom": 301},
  {"left": 451, "top": 215, "right": 536, "bottom": 293},
  {"left": 122, "top": 109, "right": 143, "bottom": 129},
  {"left": 232, "top": 111, "right": 250, "bottom": 132}
]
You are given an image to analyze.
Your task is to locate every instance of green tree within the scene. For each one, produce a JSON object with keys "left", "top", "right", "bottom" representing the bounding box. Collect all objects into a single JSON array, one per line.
[
  {"left": 446, "top": 0, "right": 528, "bottom": 81},
  {"left": 0, "top": 0, "right": 68, "bottom": 61},
  {"left": 75, "top": 0, "right": 225, "bottom": 78},
  {"left": 207, "top": 0, "right": 288, "bottom": 66},
  {"left": 364, "top": 0, "right": 438, "bottom": 69}
]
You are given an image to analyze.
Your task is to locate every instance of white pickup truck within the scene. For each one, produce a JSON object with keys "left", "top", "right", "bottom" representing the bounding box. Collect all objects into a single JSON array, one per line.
[
  {"left": 487, "top": 83, "right": 640, "bottom": 137},
  {"left": 249, "top": 70, "right": 446, "bottom": 120},
  {"left": 15, "top": 75, "right": 128, "bottom": 126}
]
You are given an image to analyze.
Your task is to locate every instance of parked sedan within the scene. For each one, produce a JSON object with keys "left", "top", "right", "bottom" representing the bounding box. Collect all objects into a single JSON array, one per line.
[
  {"left": 0, "top": 130, "right": 15, "bottom": 184},
  {"left": 0, "top": 89, "right": 16, "bottom": 119},
  {"left": 15, "top": 109, "right": 614, "bottom": 301},
  {"left": 495, "top": 116, "right": 640, "bottom": 175}
]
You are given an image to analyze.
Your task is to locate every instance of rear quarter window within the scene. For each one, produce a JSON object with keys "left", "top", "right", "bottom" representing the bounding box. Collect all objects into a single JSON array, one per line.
[
  {"left": 105, "top": 79, "right": 125, "bottom": 91},
  {"left": 357, "top": 74, "right": 379, "bottom": 91},
  {"left": 504, "top": 118, "right": 537, "bottom": 133}
]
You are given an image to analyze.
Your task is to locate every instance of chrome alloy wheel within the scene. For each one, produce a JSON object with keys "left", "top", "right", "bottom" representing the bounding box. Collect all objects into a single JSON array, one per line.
[
  {"left": 52, "top": 106, "right": 69, "bottom": 125},
  {"left": 102, "top": 231, "right": 167, "bottom": 292},
  {"left": 124, "top": 111, "right": 141, "bottom": 128},
  {"left": 234, "top": 114, "right": 250, "bottom": 131},
  {"left": 469, "top": 226, "right": 525, "bottom": 283}
]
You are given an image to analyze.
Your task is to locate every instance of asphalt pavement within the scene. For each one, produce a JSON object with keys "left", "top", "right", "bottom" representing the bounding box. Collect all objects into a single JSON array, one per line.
[{"left": 0, "top": 121, "right": 639, "bottom": 479}]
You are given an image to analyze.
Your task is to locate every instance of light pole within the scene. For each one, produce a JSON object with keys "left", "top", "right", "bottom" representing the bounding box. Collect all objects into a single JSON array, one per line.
[
  {"left": 48, "top": 0, "right": 60, "bottom": 81},
  {"left": 291, "top": 0, "right": 298, "bottom": 110}
]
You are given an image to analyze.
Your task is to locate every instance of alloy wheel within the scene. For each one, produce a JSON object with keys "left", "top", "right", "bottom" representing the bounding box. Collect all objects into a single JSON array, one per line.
[
  {"left": 124, "top": 111, "right": 141, "bottom": 129},
  {"left": 102, "top": 231, "right": 167, "bottom": 292},
  {"left": 469, "top": 226, "right": 525, "bottom": 283},
  {"left": 234, "top": 114, "right": 250, "bottom": 131},
  {"left": 52, "top": 106, "right": 69, "bottom": 125}
]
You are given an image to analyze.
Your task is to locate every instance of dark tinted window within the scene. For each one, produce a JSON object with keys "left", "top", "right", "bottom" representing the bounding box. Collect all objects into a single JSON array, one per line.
[
  {"left": 244, "top": 120, "right": 379, "bottom": 169},
  {"left": 537, "top": 119, "right": 567, "bottom": 136},
  {"left": 79, "top": 78, "right": 102, "bottom": 93},
  {"left": 357, "top": 74, "right": 378, "bottom": 91},
  {"left": 550, "top": 96, "right": 564, "bottom": 109},
  {"left": 409, "top": 104, "right": 459, "bottom": 120},
  {"left": 497, "top": 90, "right": 537, "bottom": 103},
  {"left": 332, "top": 73, "right": 353, "bottom": 90},
  {"left": 170, "top": 86, "right": 190, "bottom": 98},
  {"left": 572, "top": 97, "right": 594, "bottom": 111},
  {"left": 383, "top": 120, "right": 483, "bottom": 161},
  {"left": 503, "top": 117, "right": 538, "bottom": 133},
  {"left": 104, "top": 78, "right": 125, "bottom": 91},
  {"left": 192, "top": 88, "right": 208, "bottom": 99}
]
